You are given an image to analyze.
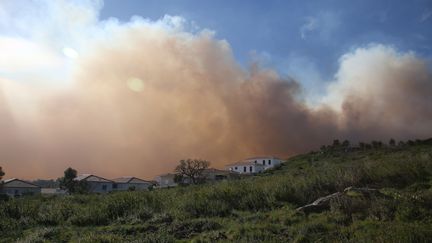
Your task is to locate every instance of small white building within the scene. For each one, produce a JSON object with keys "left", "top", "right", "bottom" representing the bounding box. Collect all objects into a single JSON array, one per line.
[
  {"left": 155, "top": 173, "right": 177, "bottom": 188},
  {"left": 112, "top": 176, "right": 153, "bottom": 191},
  {"left": 0, "top": 178, "right": 41, "bottom": 197},
  {"left": 226, "top": 156, "right": 283, "bottom": 174},
  {"left": 226, "top": 161, "right": 266, "bottom": 174},
  {"left": 243, "top": 156, "right": 283, "bottom": 170},
  {"left": 74, "top": 174, "right": 114, "bottom": 193}
]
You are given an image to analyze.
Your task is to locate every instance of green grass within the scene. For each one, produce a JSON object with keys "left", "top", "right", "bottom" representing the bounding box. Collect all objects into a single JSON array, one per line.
[{"left": 1, "top": 142, "right": 432, "bottom": 242}]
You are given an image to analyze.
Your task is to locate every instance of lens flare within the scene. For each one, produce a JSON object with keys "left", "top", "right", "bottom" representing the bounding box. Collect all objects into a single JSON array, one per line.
[{"left": 127, "top": 77, "right": 145, "bottom": 92}]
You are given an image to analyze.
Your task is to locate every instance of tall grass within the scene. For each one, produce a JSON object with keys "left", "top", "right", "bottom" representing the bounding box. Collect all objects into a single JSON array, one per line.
[{"left": 1, "top": 144, "right": 431, "bottom": 242}]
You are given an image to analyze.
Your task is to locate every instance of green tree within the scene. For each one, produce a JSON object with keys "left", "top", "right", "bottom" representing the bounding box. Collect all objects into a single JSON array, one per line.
[
  {"left": 372, "top": 140, "right": 383, "bottom": 149},
  {"left": 342, "top": 140, "right": 350, "bottom": 147},
  {"left": 332, "top": 139, "right": 340, "bottom": 147},
  {"left": 174, "top": 173, "right": 185, "bottom": 185},
  {"left": 59, "top": 167, "right": 88, "bottom": 194},
  {"left": 175, "top": 159, "right": 210, "bottom": 184},
  {"left": 0, "top": 166, "right": 4, "bottom": 181},
  {"left": 320, "top": 145, "right": 326, "bottom": 151},
  {"left": 389, "top": 138, "right": 396, "bottom": 146}
]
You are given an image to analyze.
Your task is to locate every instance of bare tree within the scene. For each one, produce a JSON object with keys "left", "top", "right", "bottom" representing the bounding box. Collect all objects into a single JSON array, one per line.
[{"left": 175, "top": 159, "right": 210, "bottom": 184}]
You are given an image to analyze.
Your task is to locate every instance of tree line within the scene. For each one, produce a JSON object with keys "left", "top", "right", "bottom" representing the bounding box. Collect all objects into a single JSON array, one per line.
[{"left": 320, "top": 137, "right": 432, "bottom": 153}]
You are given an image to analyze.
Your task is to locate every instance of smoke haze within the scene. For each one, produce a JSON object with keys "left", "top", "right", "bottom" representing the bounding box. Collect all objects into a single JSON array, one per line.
[{"left": 0, "top": 1, "right": 431, "bottom": 179}]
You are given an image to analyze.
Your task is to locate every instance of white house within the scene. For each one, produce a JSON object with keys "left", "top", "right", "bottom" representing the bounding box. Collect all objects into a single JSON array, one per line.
[
  {"left": 226, "top": 156, "right": 283, "bottom": 174},
  {"left": 155, "top": 173, "right": 177, "bottom": 188},
  {"left": 226, "top": 161, "right": 266, "bottom": 174},
  {"left": 112, "top": 176, "right": 153, "bottom": 191},
  {"left": 243, "top": 156, "right": 283, "bottom": 170},
  {"left": 74, "top": 174, "right": 114, "bottom": 193},
  {"left": 0, "top": 178, "right": 41, "bottom": 197}
]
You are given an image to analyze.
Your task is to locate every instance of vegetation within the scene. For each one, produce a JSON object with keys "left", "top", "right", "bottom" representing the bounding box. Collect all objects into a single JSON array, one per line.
[
  {"left": 0, "top": 166, "right": 4, "bottom": 181},
  {"left": 58, "top": 167, "right": 89, "bottom": 194},
  {"left": 1, "top": 139, "right": 432, "bottom": 242}
]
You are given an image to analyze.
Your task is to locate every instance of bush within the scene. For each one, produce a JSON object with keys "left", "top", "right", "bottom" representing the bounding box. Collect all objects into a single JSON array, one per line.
[{"left": 1, "top": 141, "right": 432, "bottom": 242}]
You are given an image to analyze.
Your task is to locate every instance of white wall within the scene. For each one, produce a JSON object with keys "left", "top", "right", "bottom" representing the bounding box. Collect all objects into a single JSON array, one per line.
[
  {"left": 0, "top": 187, "right": 41, "bottom": 197},
  {"left": 245, "top": 158, "right": 282, "bottom": 170},
  {"left": 228, "top": 165, "right": 264, "bottom": 174},
  {"left": 155, "top": 175, "right": 177, "bottom": 187},
  {"left": 87, "top": 182, "right": 113, "bottom": 193},
  {"left": 114, "top": 183, "right": 150, "bottom": 191}
]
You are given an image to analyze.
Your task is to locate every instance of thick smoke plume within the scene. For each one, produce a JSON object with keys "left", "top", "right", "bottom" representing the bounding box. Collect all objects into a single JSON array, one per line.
[{"left": 0, "top": 2, "right": 431, "bottom": 179}]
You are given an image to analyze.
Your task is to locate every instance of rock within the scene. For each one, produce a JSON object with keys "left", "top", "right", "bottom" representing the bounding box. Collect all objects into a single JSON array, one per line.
[
  {"left": 296, "top": 186, "right": 386, "bottom": 214},
  {"left": 296, "top": 192, "right": 343, "bottom": 214},
  {"left": 343, "top": 186, "right": 384, "bottom": 198}
]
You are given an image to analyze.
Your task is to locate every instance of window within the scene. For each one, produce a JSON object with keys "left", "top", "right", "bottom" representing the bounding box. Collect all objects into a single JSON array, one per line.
[
  {"left": 102, "top": 185, "right": 107, "bottom": 191},
  {"left": 262, "top": 160, "right": 265, "bottom": 165},
  {"left": 268, "top": 159, "right": 271, "bottom": 165},
  {"left": 113, "top": 184, "right": 118, "bottom": 189},
  {"left": 250, "top": 166, "right": 252, "bottom": 172},
  {"left": 235, "top": 166, "right": 238, "bottom": 170},
  {"left": 254, "top": 160, "right": 257, "bottom": 163},
  {"left": 243, "top": 167, "right": 246, "bottom": 172}
]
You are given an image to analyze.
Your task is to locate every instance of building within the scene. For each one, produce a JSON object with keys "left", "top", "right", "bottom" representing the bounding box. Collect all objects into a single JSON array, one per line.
[
  {"left": 243, "top": 156, "right": 283, "bottom": 170},
  {"left": 226, "top": 156, "right": 284, "bottom": 174},
  {"left": 112, "top": 176, "right": 153, "bottom": 191},
  {"left": 155, "top": 168, "right": 236, "bottom": 187},
  {"left": 155, "top": 173, "right": 177, "bottom": 188},
  {"left": 226, "top": 161, "right": 266, "bottom": 174},
  {"left": 202, "top": 168, "right": 235, "bottom": 181},
  {"left": 41, "top": 188, "right": 68, "bottom": 195},
  {"left": 0, "top": 178, "right": 41, "bottom": 197},
  {"left": 74, "top": 174, "right": 114, "bottom": 193}
]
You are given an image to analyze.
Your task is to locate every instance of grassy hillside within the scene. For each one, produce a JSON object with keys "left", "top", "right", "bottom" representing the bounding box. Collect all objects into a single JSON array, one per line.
[{"left": 1, "top": 140, "right": 432, "bottom": 242}]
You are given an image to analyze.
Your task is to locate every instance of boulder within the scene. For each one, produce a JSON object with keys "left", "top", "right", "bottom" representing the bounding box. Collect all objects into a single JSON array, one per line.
[{"left": 296, "top": 192, "right": 343, "bottom": 214}]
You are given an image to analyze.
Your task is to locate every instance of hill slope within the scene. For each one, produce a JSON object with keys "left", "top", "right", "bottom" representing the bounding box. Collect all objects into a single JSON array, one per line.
[{"left": 1, "top": 140, "right": 432, "bottom": 242}]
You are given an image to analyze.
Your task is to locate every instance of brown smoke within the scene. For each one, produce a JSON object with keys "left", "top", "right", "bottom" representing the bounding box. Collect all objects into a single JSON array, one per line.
[
  {"left": 1, "top": 24, "right": 431, "bottom": 179},
  {"left": 327, "top": 45, "right": 432, "bottom": 141}
]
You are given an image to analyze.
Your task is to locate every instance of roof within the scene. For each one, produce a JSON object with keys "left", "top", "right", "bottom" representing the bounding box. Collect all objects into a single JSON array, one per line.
[
  {"left": 244, "top": 156, "right": 283, "bottom": 160},
  {"left": 74, "top": 174, "right": 114, "bottom": 183},
  {"left": 156, "top": 173, "right": 176, "bottom": 178},
  {"left": 226, "top": 161, "right": 266, "bottom": 167},
  {"left": 202, "top": 168, "right": 231, "bottom": 175},
  {"left": 112, "top": 176, "right": 152, "bottom": 184},
  {"left": 1, "top": 178, "right": 41, "bottom": 188}
]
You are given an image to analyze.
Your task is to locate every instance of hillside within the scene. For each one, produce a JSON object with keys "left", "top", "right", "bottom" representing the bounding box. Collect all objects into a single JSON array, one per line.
[{"left": 1, "top": 140, "right": 432, "bottom": 242}]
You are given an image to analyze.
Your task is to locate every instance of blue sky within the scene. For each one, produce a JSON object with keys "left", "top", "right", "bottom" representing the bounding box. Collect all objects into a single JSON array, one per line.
[{"left": 101, "top": 0, "right": 432, "bottom": 93}]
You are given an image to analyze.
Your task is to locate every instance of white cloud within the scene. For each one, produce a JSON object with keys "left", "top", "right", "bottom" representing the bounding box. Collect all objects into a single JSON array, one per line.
[
  {"left": 0, "top": 37, "right": 63, "bottom": 73},
  {"left": 419, "top": 9, "right": 432, "bottom": 22},
  {"left": 300, "top": 17, "right": 318, "bottom": 39},
  {"left": 280, "top": 55, "right": 326, "bottom": 105},
  {"left": 300, "top": 11, "right": 341, "bottom": 41}
]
